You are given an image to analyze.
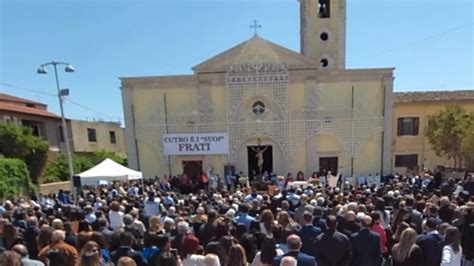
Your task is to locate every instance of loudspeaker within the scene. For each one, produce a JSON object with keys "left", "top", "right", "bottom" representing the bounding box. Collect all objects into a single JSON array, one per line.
[{"left": 73, "top": 176, "right": 81, "bottom": 187}]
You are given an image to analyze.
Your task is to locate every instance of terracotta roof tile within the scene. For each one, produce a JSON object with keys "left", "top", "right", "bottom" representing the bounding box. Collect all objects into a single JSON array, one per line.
[
  {"left": 394, "top": 90, "right": 474, "bottom": 103},
  {"left": 0, "top": 93, "right": 46, "bottom": 106},
  {"left": 0, "top": 102, "right": 60, "bottom": 118}
]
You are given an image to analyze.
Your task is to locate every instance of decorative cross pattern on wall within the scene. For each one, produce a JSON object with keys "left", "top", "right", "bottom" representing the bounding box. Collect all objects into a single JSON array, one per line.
[{"left": 133, "top": 40, "right": 384, "bottom": 166}]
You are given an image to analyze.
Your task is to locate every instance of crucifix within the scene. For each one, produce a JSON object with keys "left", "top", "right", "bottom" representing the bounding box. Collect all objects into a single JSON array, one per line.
[
  {"left": 250, "top": 20, "right": 262, "bottom": 36},
  {"left": 250, "top": 138, "right": 268, "bottom": 175}
]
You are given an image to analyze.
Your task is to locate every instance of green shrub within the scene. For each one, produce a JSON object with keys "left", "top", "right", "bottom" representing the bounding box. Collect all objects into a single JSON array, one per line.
[
  {"left": 43, "top": 153, "right": 69, "bottom": 182},
  {"left": 0, "top": 158, "right": 35, "bottom": 199},
  {"left": 0, "top": 123, "right": 49, "bottom": 183}
]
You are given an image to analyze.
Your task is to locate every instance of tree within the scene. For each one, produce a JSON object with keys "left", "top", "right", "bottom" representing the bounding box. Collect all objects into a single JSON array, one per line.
[
  {"left": 425, "top": 106, "right": 474, "bottom": 169},
  {"left": 91, "top": 149, "right": 127, "bottom": 166},
  {"left": 461, "top": 121, "right": 474, "bottom": 170},
  {"left": 0, "top": 123, "right": 49, "bottom": 183},
  {"left": 0, "top": 158, "right": 35, "bottom": 199}
]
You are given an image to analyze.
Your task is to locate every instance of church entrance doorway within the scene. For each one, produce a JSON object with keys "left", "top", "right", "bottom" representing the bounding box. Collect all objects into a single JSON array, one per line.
[
  {"left": 182, "top": 161, "right": 202, "bottom": 182},
  {"left": 247, "top": 145, "right": 273, "bottom": 179},
  {"left": 319, "top": 157, "right": 338, "bottom": 175}
]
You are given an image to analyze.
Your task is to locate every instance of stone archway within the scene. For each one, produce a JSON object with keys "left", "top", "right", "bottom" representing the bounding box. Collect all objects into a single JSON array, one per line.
[
  {"left": 235, "top": 136, "right": 285, "bottom": 178},
  {"left": 305, "top": 133, "right": 348, "bottom": 176}
]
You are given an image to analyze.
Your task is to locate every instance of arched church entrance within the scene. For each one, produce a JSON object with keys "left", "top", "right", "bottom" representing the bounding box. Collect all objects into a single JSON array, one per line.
[
  {"left": 235, "top": 136, "right": 284, "bottom": 181},
  {"left": 247, "top": 139, "right": 273, "bottom": 179}
]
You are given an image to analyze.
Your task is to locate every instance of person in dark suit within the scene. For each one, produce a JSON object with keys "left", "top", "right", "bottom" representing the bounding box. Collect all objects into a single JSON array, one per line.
[
  {"left": 405, "top": 197, "right": 423, "bottom": 233},
  {"left": 312, "top": 206, "right": 327, "bottom": 232},
  {"left": 343, "top": 211, "right": 361, "bottom": 237},
  {"left": 298, "top": 211, "right": 321, "bottom": 258},
  {"left": 350, "top": 215, "right": 381, "bottom": 266},
  {"left": 438, "top": 197, "right": 454, "bottom": 224},
  {"left": 314, "top": 215, "right": 352, "bottom": 266},
  {"left": 110, "top": 231, "right": 147, "bottom": 266},
  {"left": 416, "top": 217, "right": 443, "bottom": 266},
  {"left": 23, "top": 216, "right": 40, "bottom": 259},
  {"left": 273, "top": 234, "right": 316, "bottom": 266},
  {"left": 199, "top": 209, "right": 218, "bottom": 246}
]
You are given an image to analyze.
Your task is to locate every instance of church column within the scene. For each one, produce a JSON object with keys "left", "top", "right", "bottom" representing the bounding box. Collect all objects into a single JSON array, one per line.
[
  {"left": 121, "top": 85, "right": 140, "bottom": 170},
  {"left": 381, "top": 75, "right": 394, "bottom": 175}
]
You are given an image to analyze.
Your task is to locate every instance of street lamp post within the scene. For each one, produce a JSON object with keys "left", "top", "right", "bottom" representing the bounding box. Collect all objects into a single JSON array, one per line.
[{"left": 37, "top": 61, "right": 76, "bottom": 203}]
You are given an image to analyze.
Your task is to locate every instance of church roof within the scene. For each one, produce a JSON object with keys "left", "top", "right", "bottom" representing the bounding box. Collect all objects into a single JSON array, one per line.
[
  {"left": 394, "top": 90, "right": 474, "bottom": 103},
  {"left": 192, "top": 35, "right": 317, "bottom": 73}
]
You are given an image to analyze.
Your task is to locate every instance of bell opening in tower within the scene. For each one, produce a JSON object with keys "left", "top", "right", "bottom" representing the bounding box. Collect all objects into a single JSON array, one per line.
[{"left": 318, "top": 0, "right": 330, "bottom": 18}]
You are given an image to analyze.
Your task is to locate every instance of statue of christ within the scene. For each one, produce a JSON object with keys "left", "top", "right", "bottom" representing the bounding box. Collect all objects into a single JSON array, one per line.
[{"left": 250, "top": 139, "right": 268, "bottom": 175}]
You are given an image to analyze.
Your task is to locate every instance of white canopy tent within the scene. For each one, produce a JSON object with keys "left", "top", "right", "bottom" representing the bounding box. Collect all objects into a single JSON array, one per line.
[{"left": 78, "top": 158, "right": 143, "bottom": 186}]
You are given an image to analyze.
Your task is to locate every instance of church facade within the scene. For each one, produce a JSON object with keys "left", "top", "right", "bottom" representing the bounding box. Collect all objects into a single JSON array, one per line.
[{"left": 120, "top": 0, "right": 394, "bottom": 179}]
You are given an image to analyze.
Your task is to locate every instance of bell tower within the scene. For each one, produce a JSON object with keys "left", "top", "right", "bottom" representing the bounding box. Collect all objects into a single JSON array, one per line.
[{"left": 299, "top": 0, "right": 346, "bottom": 69}]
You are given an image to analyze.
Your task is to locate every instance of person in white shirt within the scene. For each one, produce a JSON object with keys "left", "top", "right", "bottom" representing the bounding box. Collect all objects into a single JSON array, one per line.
[
  {"left": 130, "top": 209, "right": 146, "bottom": 237},
  {"left": 245, "top": 190, "right": 264, "bottom": 203},
  {"left": 287, "top": 191, "right": 300, "bottom": 207},
  {"left": 93, "top": 197, "right": 104, "bottom": 210},
  {"left": 128, "top": 184, "right": 140, "bottom": 198},
  {"left": 357, "top": 175, "right": 366, "bottom": 186},
  {"left": 108, "top": 201, "right": 124, "bottom": 229},
  {"left": 144, "top": 192, "right": 161, "bottom": 217},
  {"left": 252, "top": 236, "right": 284, "bottom": 266},
  {"left": 441, "top": 226, "right": 462, "bottom": 266},
  {"left": 225, "top": 170, "right": 234, "bottom": 192},
  {"left": 108, "top": 187, "right": 118, "bottom": 200},
  {"left": 28, "top": 198, "right": 41, "bottom": 209},
  {"left": 181, "top": 235, "right": 205, "bottom": 266},
  {"left": 84, "top": 205, "right": 96, "bottom": 224},
  {"left": 208, "top": 174, "right": 218, "bottom": 192},
  {"left": 203, "top": 253, "right": 220, "bottom": 266}
]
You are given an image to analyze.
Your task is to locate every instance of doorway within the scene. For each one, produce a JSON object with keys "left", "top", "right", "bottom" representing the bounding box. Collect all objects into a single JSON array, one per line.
[
  {"left": 319, "top": 157, "right": 338, "bottom": 175},
  {"left": 247, "top": 145, "right": 273, "bottom": 179},
  {"left": 182, "top": 161, "right": 202, "bottom": 182}
]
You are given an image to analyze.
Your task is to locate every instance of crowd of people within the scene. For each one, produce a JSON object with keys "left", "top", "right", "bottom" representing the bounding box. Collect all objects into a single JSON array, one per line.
[{"left": 0, "top": 169, "right": 473, "bottom": 266}]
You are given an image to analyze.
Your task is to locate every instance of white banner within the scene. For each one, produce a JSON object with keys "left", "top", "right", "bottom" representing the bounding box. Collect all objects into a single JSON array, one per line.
[{"left": 163, "top": 133, "right": 229, "bottom": 155}]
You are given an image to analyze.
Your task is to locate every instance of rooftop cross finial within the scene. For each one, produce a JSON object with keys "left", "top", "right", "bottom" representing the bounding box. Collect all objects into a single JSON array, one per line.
[{"left": 250, "top": 20, "right": 261, "bottom": 36}]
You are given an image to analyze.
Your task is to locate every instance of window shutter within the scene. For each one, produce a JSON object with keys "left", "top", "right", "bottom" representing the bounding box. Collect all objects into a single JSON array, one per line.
[
  {"left": 413, "top": 118, "right": 419, "bottom": 135},
  {"left": 397, "top": 118, "right": 402, "bottom": 136}
]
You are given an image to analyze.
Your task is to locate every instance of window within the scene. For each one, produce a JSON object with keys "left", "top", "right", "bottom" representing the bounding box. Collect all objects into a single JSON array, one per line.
[
  {"left": 252, "top": 101, "right": 265, "bottom": 119},
  {"left": 87, "top": 128, "right": 97, "bottom": 142},
  {"left": 109, "top": 131, "right": 116, "bottom": 144},
  {"left": 30, "top": 125, "right": 40, "bottom": 137},
  {"left": 395, "top": 154, "right": 418, "bottom": 168},
  {"left": 58, "top": 125, "right": 65, "bottom": 142},
  {"left": 397, "top": 117, "right": 419, "bottom": 136},
  {"left": 318, "top": 0, "right": 330, "bottom": 18},
  {"left": 22, "top": 120, "right": 41, "bottom": 137}
]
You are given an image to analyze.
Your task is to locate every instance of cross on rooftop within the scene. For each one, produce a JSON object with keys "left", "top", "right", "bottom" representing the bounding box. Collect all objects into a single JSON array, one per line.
[{"left": 250, "top": 20, "right": 262, "bottom": 36}]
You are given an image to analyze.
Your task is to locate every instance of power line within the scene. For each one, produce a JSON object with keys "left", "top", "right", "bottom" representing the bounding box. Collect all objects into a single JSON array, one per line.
[
  {"left": 0, "top": 82, "right": 57, "bottom": 97},
  {"left": 65, "top": 98, "right": 122, "bottom": 122},
  {"left": 0, "top": 81, "right": 122, "bottom": 122},
  {"left": 371, "top": 22, "right": 474, "bottom": 58}
]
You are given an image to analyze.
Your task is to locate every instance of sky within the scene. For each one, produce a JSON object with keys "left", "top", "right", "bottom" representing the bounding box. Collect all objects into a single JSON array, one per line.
[{"left": 0, "top": 0, "right": 473, "bottom": 124}]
